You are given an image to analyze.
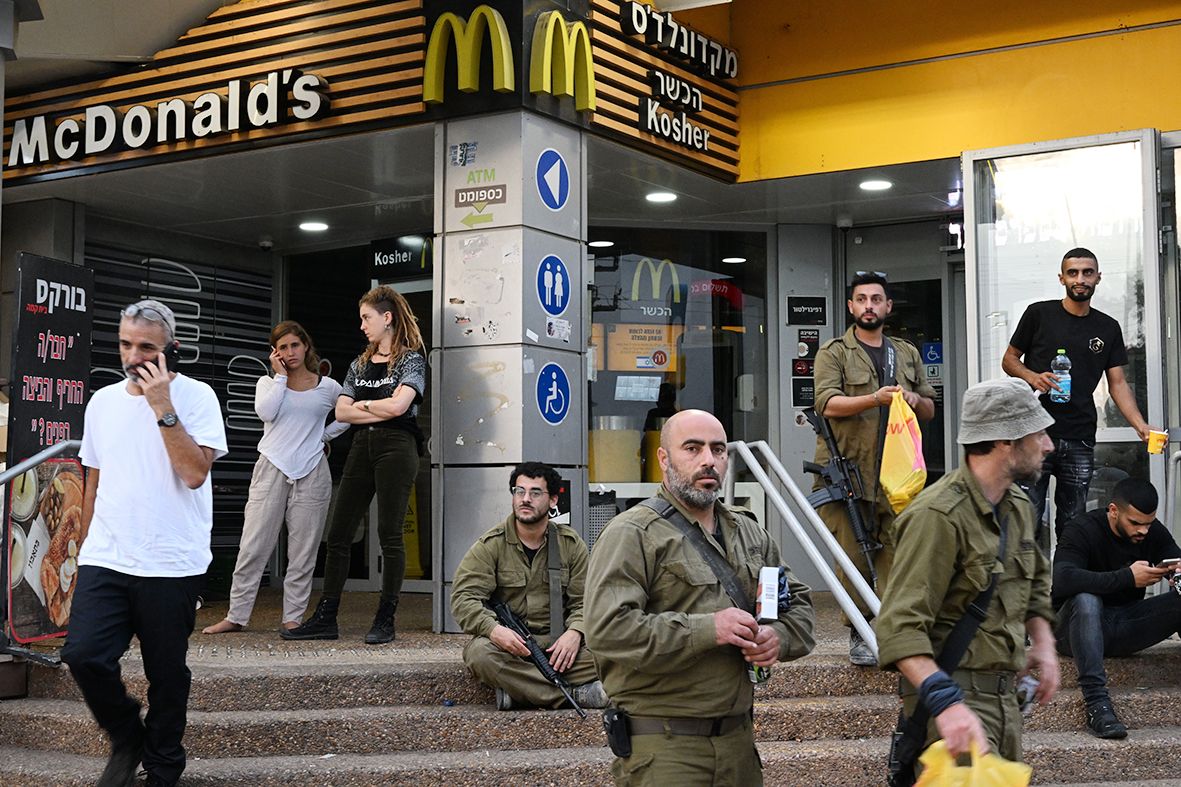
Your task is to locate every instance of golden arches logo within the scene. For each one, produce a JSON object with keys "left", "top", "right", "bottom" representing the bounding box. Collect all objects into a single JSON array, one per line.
[
  {"left": 423, "top": 5, "right": 515, "bottom": 105},
  {"left": 530, "top": 11, "right": 596, "bottom": 112},
  {"left": 631, "top": 258, "right": 681, "bottom": 303}
]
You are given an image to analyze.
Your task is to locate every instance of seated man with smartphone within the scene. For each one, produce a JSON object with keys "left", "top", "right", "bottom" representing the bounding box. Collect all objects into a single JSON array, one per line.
[{"left": 1052, "top": 477, "right": 1181, "bottom": 740}]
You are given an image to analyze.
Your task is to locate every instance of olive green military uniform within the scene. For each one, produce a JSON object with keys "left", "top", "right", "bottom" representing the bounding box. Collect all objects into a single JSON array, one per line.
[
  {"left": 877, "top": 464, "right": 1055, "bottom": 762},
  {"left": 585, "top": 490, "right": 816, "bottom": 786},
  {"left": 812, "top": 326, "right": 936, "bottom": 622},
  {"left": 451, "top": 515, "right": 598, "bottom": 708}
]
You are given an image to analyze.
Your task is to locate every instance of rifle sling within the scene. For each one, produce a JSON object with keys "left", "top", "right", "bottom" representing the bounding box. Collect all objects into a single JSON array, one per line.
[
  {"left": 639, "top": 498, "right": 752, "bottom": 613},
  {"left": 547, "top": 523, "right": 562, "bottom": 638},
  {"left": 896, "top": 512, "right": 1009, "bottom": 764}
]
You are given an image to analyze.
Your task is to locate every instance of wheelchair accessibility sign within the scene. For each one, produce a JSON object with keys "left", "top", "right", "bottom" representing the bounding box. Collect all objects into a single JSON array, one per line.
[{"left": 536, "top": 362, "right": 571, "bottom": 425}]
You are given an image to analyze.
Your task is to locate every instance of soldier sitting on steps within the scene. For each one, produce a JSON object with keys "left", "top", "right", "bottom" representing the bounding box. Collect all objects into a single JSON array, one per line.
[{"left": 450, "top": 461, "right": 607, "bottom": 711}]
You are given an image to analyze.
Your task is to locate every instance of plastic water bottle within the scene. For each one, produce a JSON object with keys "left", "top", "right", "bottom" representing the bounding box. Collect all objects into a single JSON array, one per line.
[{"left": 1049, "top": 349, "right": 1071, "bottom": 404}]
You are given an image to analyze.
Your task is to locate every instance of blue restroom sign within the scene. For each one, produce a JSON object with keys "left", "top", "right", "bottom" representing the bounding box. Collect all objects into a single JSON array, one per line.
[
  {"left": 536, "top": 255, "right": 571, "bottom": 317},
  {"left": 535, "top": 148, "right": 570, "bottom": 212},
  {"left": 536, "top": 362, "right": 571, "bottom": 425}
]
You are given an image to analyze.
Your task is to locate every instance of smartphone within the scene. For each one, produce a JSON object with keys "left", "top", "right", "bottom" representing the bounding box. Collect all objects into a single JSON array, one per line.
[
  {"left": 1156, "top": 557, "right": 1181, "bottom": 568},
  {"left": 135, "top": 341, "right": 181, "bottom": 376}
]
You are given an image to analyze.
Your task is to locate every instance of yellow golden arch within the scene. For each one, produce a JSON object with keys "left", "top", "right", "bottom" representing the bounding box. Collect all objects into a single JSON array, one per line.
[
  {"left": 423, "top": 5, "right": 515, "bottom": 104},
  {"left": 631, "top": 258, "right": 681, "bottom": 303},
  {"left": 530, "top": 11, "right": 596, "bottom": 112}
]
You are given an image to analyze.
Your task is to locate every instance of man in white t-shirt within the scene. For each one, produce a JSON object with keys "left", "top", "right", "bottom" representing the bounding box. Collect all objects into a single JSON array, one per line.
[{"left": 62, "top": 300, "right": 227, "bottom": 787}]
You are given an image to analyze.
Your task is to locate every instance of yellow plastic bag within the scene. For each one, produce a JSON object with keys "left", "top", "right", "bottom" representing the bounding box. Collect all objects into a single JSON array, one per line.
[
  {"left": 914, "top": 740, "right": 1032, "bottom": 787},
  {"left": 880, "top": 390, "right": 927, "bottom": 513}
]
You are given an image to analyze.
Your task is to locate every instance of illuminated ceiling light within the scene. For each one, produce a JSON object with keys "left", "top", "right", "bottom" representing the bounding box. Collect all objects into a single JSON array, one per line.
[
  {"left": 588, "top": 240, "right": 615, "bottom": 248},
  {"left": 645, "top": 191, "right": 677, "bottom": 203},
  {"left": 722, "top": 256, "right": 746, "bottom": 264},
  {"left": 859, "top": 179, "right": 892, "bottom": 192},
  {"left": 299, "top": 221, "right": 329, "bottom": 231}
]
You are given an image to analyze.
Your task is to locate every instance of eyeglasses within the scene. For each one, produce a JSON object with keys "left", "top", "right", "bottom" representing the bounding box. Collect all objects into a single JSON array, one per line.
[
  {"left": 854, "top": 270, "right": 887, "bottom": 279},
  {"left": 511, "top": 486, "right": 548, "bottom": 501}
]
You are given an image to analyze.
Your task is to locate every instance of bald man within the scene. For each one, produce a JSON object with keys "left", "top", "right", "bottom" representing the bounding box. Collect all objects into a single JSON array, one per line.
[{"left": 585, "top": 410, "right": 816, "bottom": 786}]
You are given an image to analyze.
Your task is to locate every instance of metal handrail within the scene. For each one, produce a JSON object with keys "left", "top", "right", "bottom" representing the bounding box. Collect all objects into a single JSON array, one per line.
[
  {"left": 726, "top": 439, "right": 879, "bottom": 659},
  {"left": 0, "top": 440, "right": 83, "bottom": 487},
  {"left": 1, "top": 439, "right": 81, "bottom": 669},
  {"left": 1165, "top": 449, "right": 1181, "bottom": 532}
]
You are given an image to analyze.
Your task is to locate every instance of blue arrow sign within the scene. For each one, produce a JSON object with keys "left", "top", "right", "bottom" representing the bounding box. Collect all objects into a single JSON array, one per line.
[
  {"left": 537, "top": 254, "right": 571, "bottom": 317},
  {"left": 536, "top": 362, "right": 571, "bottom": 425},
  {"left": 535, "top": 148, "right": 570, "bottom": 212}
]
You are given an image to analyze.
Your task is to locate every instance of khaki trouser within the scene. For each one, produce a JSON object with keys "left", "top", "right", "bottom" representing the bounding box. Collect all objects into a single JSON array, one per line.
[
  {"left": 823, "top": 496, "right": 895, "bottom": 626},
  {"left": 611, "top": 714, "right": 762, "bottom": 786},
  {"left": 901, "top": 669, "right": 1024, "bottom": 764},
  {"left": 463, "top": 633, "right": 599, "bottom": 708},
  {"left": 227, "top": 455, "right": 332, "bottom": 626}
]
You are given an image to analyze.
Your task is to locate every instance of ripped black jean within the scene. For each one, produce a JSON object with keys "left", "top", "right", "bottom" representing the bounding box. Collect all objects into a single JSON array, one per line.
[{"left": 1028, "top": 438, "right": 1094, "bottom": 553}]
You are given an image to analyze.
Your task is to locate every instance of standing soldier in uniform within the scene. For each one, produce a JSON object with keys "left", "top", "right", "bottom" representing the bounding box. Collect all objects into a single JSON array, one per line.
[
  {"left": 878, "top": 378, "right": 1060, "bottom": 768},
  {"left": 450, "top": 462, "right": 606, "bottom": 711},
  {"left": 585, "top": 410, "right": 815, "bottom": 786},
  {"left": 813, "top": 271, "right": 936, "bottom": 665}
]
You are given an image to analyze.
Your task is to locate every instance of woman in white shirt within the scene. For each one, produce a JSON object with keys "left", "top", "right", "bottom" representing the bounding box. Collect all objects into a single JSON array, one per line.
[{"left": 203, "top": 321, "right": 346, "bottom": 634}]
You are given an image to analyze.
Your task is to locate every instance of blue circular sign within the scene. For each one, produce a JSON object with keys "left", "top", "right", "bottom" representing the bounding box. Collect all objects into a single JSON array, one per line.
[
  {"left": 535, "top": 148, "right": 570, "bottom": 212},
  {"left": 537, "top": 254, "right": 571, "bottom": 317},
  {"left": 536, "top": 362, "right": 571, "bottom": 425}
]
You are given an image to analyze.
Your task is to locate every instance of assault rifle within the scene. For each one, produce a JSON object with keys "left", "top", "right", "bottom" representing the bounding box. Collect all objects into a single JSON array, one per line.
[
  {"left": 801, "top": 407, "right": 881, "bottom": 590},
  {"left": 490, "top": 599, "right": 587, "bottom": 718}
]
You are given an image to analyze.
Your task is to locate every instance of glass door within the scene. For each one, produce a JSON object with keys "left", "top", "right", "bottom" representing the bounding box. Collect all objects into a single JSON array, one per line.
[{"left": 962, "top": 130, "right": 1166, "bottom": 531}]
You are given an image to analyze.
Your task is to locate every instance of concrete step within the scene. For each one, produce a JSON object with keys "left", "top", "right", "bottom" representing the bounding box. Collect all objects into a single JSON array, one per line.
[
  {"left": 3, "top": 728, "right": 1181, "bottom": 786},
  {"left": 26, "top": 642, "right": 1181, "bottom": 711},
  {"left": 4, "top": 687, "right": 1178, "bottom": 759}
]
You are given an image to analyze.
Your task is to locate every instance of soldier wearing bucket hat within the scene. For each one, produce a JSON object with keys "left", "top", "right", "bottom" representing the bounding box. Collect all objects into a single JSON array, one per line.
[{"left": 877, "top": 378, "right": 1061, "bottom": 767}]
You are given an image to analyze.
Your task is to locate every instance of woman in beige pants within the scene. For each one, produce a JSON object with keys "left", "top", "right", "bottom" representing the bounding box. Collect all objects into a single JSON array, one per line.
[{"left": 203, "top": 321, "right": 347, "bottom": 634}]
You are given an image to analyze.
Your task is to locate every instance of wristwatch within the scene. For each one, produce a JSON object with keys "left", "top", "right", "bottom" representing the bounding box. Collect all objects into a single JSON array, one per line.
[{"left": 157, "top": 412, "right": 179, "bottom": 428}]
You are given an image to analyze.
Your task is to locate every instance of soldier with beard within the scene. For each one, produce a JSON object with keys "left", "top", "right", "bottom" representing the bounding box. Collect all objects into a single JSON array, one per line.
[
  {"left": 812, "top": 272, "right": 935, "bottom": 666},
  {"left": 585, "top": 410, "right": 815, "bottom": 786},
  {"left": 450, "top": 462, "right": 607, "bottom": 711},
  {"left": 1003, "top": 248, "right": 1155, "bottom": 551}
]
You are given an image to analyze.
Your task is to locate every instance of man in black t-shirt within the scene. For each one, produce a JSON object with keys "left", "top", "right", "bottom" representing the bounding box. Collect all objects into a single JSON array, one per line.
[
  {"left": 1003, "top": 247, "right": 1154, "bottom": 551},
  {"left": 1052, "top": 478, "right": 1181, "bottom": 740}
]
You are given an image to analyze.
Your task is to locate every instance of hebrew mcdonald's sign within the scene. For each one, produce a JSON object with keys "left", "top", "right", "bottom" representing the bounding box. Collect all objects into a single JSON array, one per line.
[
  {"left": 631, "top": 258, "right": 681, "bottom": 303},
  {"left": 530, "top": 11, "right": 596, "bottom": 112},
  {"left": 423, "top": 5, "right": 516, "bottom": 104}
]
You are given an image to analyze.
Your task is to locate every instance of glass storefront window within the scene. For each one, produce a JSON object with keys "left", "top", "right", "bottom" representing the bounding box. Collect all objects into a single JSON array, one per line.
[
  {"left": 586, "top": 227, "right": 767, "bottom": 483},
  {"left": 972, "top": 141, "right": 1150, "bottom": 431}
]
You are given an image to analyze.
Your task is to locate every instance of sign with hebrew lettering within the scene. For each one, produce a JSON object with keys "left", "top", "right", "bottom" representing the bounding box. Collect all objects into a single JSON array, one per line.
[{"left": 5, "top": 252, "right": 93, "bottom": 642}]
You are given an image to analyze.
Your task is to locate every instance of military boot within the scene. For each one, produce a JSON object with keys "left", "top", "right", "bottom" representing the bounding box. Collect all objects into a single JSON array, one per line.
[
  {"left": 280, "top": 596, "right": 339, "bottom": 640},
  {"left": 365, "top": 596, "right": 399, "bottom": 644}
]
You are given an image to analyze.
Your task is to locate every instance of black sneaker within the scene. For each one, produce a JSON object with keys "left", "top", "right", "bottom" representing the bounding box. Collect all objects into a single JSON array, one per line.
[
  {"left": 1085, "top": 701, "right": 1128, "bottom": 739},
  {"left": 364, "top": 597, "right": 398, "bottom": 644},
  {"left": 96, "top": 729, "right": 144, "bottom": 787},
  {"left": 280, "top": 597, "right": 339, "bottom": 641}
]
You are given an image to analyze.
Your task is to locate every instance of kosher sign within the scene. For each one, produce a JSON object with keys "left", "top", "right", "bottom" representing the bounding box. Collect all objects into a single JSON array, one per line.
[
  {"left": 6, "top": 252, "right": 93, "bottom": 642},
  {"left": 370, "top": 235, "right": 433, "bottom": 280},
  {"left": 620, "top": 1, "right": 738, "bottom": 154}
]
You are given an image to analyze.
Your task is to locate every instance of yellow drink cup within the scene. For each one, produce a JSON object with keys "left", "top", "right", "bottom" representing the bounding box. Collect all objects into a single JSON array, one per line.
[{"left": 1148, "top": 429, "right": 1168, "bottom": 454}]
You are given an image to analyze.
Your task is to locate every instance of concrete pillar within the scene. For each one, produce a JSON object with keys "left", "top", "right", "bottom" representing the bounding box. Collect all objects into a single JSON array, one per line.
[{"left": 431, "top": 111, "right": 587, "bottom": 632}]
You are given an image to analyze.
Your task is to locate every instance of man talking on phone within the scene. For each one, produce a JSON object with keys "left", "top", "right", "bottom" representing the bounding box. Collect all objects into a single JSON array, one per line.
[
  {"left": 1052, "top": 477, "right": 1181, "bottom": 739},
  {"left": 62, "top": 299, "right": 227, "bottom": 787}
]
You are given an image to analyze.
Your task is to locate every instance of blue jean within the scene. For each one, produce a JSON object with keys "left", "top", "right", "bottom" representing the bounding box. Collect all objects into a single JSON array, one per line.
[
  {"left": 1054, "top": 591, "right": 1181, "bottom": 706},
  {"left": 62, "top": 566, "right": 202, "bottom": 786},
  {"left": 1029, "top": 438, "right": 1094, "bottom": 552}
]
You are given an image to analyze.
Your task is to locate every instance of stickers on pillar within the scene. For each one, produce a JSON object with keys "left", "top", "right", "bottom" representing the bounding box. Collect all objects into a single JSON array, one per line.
[
  {"left": 535, "top": 148, "right": 570, "bottom": 212},
  {"left": 536, "top": 362, "right": 571, "bottom": 425}
]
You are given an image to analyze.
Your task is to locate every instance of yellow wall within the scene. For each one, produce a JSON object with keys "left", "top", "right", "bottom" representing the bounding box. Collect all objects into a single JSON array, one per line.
[{"left": 682, "top": 1, "right": 1181, "bottom": 181}]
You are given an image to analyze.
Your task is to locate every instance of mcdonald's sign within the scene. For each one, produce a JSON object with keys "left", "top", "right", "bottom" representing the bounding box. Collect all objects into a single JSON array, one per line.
[
  {"left": 630, "top": 258, "right": 681, "bottom": 303},
  {"left": 423, "top": 5, "right": 515, "bottom": 105},
  {"left": 530, "top": 11, "right": 596, "bottom": 112}
]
